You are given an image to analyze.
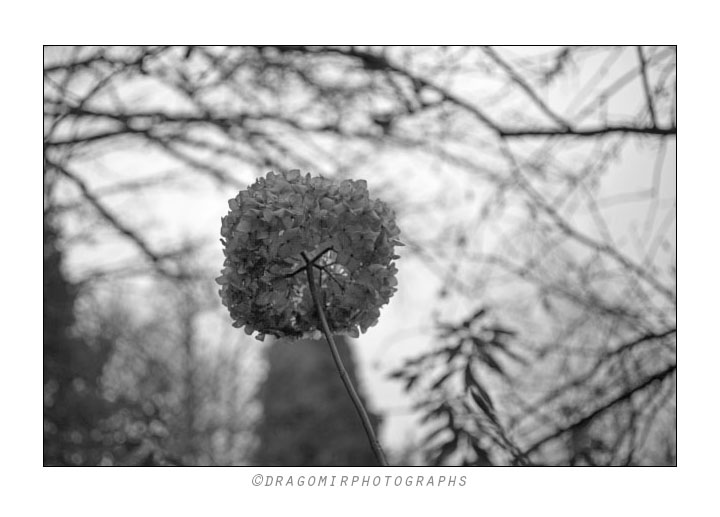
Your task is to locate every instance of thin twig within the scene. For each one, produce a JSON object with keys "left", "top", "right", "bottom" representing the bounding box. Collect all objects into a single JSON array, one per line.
[
  {"left": 482, "top": 46, "right": 571, "bottom": 130},
  {"left": 45, "top": 157, "right": 182, "bottom": 279},
  {"left": 315, "top": 264, "right": 346, "bottom": 291},
  {"left": 636, "top": 46, "right": 658, "bottom": 128},
  {"left": 302, "top": 252, "right": 389, "bottom": 466}
]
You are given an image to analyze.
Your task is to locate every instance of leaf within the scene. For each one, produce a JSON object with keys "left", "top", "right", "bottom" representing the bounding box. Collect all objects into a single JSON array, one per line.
[
  {"left": 437, "top": 324, "right": 457, "bottom": 339},
  {"left": 469, "top": 307, "right": 487, "bottom": 322},
  {"left": 470, "top": 386, "right": 495, "bottom": 418},
  {"left": 420, "top": 402, "right": 446, "bottom": 424},
  {"left": 236, "top": 218, "right": 253, "bottom": 233},
  {"left": 463, "top": 362, "right": 475, "bottom": 390},
  {"left": 465, "top": 363, "right": 496, "bottom": 417},
  {"left": 460, "top": 308, "right": 487, "bottom": 329},
  {"left": 285, "top": 169, "right": 301, "bottom": 181},
  {"left": 420, "top": 425, "right": 448, "bottom": 447},
  {"left": 478, "top": 351, "right": 506, "bottom": 377},
  {"left": 470, "top": 439, "right": 493, "bottom": 466},
  {"left": 447, "top": 343, "right": 464, "bottom": 362},
  {"left": 432, "top": 434, "right": 459, "bottom": 465},
  {"left": 404, "top": 374, "right": 419, "bottom": 391},
  {"left": 387, "top": 369, "right": 406, "bottom": 380},
  {"left": 492, "top": 342, "right": 527, "bottom": 365},
  {"left": 488, "top": 325, "right": 517, "bottom": 337},
  {"left": 430, "top": 370, "right": 456, "bottom": 390},
  {"left": 471, "top": 335, "right": 488, "bottom": 350}
]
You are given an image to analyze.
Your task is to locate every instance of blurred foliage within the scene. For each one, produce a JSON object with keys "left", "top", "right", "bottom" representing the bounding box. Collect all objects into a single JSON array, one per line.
[
  {"left": 389, "top": 308, "right": 527, "bottom": 465},
  {"left": 44, "top": 218, "right": 173, "bottom": 465},
  {"left": 44, "top": 217, "right": 256, "bottom": 465}
]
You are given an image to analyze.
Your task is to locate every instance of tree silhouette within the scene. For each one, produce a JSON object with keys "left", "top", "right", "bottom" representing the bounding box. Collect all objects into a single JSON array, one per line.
[{"left": 255, "top": 336, "right": 381, "bottom": 466}]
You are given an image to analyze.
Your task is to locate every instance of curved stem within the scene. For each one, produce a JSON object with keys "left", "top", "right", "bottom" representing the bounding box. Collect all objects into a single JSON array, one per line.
[{"left": 302, "top": 253, "right": 389, "bottom": 466}]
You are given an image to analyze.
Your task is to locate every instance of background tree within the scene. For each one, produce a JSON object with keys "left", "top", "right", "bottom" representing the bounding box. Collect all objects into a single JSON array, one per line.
[
  {"left": 75, "top": 261, "right": 259, "bottom": 465},
  {"left": 44, "top": 217, "right": 173, "bottom": 465},
  {"left": 255, "top": 335, "right": 381, "bottom": 466},
  {"left": 44, "top": 46, "right": 675, "bottom": 465}
]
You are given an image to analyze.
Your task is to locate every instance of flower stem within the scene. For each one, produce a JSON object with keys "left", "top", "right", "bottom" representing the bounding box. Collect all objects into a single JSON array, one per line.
[{"left": 302, "top": 254, "right": 389, "bottom": 466}]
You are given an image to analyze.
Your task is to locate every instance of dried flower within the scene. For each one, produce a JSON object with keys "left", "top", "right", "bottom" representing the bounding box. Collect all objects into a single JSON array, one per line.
[{"left": 217, "top": 170, "right": 402, "bottom": 341}]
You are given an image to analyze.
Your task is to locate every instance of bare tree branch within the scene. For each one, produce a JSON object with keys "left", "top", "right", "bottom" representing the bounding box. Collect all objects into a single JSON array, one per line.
[
  {"left": 498, "top": 124, "right": 675, "bottom": 138},
  {"left": 45, "top": 157, "right": 184, "bottom": 279},
  {"left": 522, "top": 363, "right": 675, "bottom": 458},
  {"left": 482, "top": 46, "right": 572, "bottom": 130}
]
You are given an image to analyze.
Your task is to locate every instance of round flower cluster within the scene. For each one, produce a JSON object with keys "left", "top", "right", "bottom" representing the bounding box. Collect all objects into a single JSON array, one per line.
[{"left": 217, "top": 170, "right": 403, "bottom": 341}]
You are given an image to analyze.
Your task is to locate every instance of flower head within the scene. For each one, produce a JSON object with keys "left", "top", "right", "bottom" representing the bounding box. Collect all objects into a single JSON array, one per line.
[{"left": 217, "top": 170, "right": 403, "bottom": 340}]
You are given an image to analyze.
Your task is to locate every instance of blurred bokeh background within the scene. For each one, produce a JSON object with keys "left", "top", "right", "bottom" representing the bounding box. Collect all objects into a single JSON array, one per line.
[{"left": 44, "top": 46, "right": 676, "bottom": 466}]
